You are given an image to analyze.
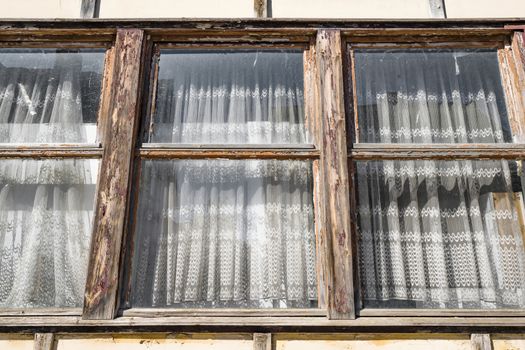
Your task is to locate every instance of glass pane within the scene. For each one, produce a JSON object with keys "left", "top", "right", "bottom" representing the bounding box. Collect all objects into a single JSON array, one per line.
[
  {"left": 354, "top": 49, "right": 515, "bottom": 144},
  {"left": 0, "top": 49, "right": 105, "bottom": 144},
  {"left": 149, "top": 49, "right": 310, "bottom": 144},
  {"left": 0, "top": 158, "right": 99, "bottom": 308},
  {"left": 132, "top": 159, "right": 317, "bottom": 308},
  {"left": 356, "top": 159, "right": 525, "bottom": 309}
]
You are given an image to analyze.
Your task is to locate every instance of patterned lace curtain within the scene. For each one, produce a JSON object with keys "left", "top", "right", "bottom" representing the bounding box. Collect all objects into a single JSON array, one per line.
[
  {"left": 355, "top": 50, "right": 525, "bottom": 308},
  {"left": 132, "top": 160, "right": 317, "bottom": 308},
  {"left": 132, "top": 49, "right": 316, "bottom": 308},
  {"left": 149, "top": 50, "right": 309, "bottom": 144},
  {"left": 0, "top": 50, "right": 102, "bottom": 308}
]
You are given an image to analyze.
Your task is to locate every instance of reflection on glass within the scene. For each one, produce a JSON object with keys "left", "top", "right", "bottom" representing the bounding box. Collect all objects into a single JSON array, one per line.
[
  {"left": 0, "top": 49, "right": 105, "bottom": 144},
  {"left": 356, "top": 159, "right": 525, "bottom": 309},
  {"left": 132, "top": 159, "right": 317, "bottom": 308},
  {"left": 0, "top": 159, "right": 99, "bottom": 308},
  {"left": 355, "top": 49, "right": 514, "bottom": 143},
  {"left": 149, "top": 50, "right": 310, "bottom": 144}
]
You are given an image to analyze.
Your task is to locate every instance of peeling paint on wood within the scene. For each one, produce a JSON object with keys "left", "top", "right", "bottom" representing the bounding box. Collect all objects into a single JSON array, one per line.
[
  {"left": 83, "top": 28, "right": 145, "bottom": 320},
  {"left": 316, "top": 29, "right": 354, "bottom": 320}
]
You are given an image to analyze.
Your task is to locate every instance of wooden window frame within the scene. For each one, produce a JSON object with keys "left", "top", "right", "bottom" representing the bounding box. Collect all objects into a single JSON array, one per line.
[
  {"left": 0, "top": 22, "right": 523, "bottom": 331},
  {"left": 344, "top": 29, "right": 525, "bottom": 318},
  {"left": 0, "top": 35, "right": 113, "bottom": 317},
  {"left": 116, "top": 37, "right": 343, "bottom": 319}
]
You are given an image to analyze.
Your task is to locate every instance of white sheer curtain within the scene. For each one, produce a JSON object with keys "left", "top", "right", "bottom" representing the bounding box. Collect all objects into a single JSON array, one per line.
[
  {"left": 355, "top": 50, "right": 512, "bottom": 144},
  {"left": 0, "top": 50, "right": 103, "bottom": 144},
  {"left": 0, "top": 50, "right": 103, "bottom": 308},
  {"left": 132, "top": 160, "right": 317, "bottom": 308},
  {"left": 355, "top": 50, "right": 525, "bottom": 308},
  {"left": 150, "top": 50, "right": 309, "bottom": 144},
  {"left": 0, "top": 159, "right": 98, "bottom": 308}
]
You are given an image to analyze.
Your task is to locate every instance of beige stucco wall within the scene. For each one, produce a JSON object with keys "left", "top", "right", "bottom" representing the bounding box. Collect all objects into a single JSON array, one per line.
[
  {"left": 0, "top": 0, "right": 82, "bottom": 18},
  {"left": 271, "top": 0, "right": 431, "bottom": 18},
  {"left": 2, "top": 333, "right": 525, "bottom": 350},
  {"left": 98, "top": 0, "right": 253, "bottom": 18},
  {"left": 0, "top": 0, "right": 524, "bottom": 19},
  {"left": 56, "top": 333, "right": 253, "bottom": 350}
]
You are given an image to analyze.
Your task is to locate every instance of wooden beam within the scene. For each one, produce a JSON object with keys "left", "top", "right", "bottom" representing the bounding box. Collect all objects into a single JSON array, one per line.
[
  {"left": 471, "top": 334, "right": 493, "bottom": 350},
  {"left": 80, "top": 0, "right": 99, "bottom": 19},
  {"left": 254, "top": 0, "right": 268, "bottom": 18},
  {"left": 350, "top": 144, "right": 525, "bottom": 160},
  {"left": 83, "top": 28, "right": 145, "bottom": 320},
  {"left": 33, "top": 333, "right": 54, "bottom": 350},
  {"left": 138, "top": 148, "right": 320, "bottom": 160},
  {"left": 253, "top": 333, "right": 272, "bottom": 350},
  {"left": 316, "top": 29, "right": 355, "bottom": 320},
  {"left": 1, "top": 316, "right": 525, "bottom": 332}
]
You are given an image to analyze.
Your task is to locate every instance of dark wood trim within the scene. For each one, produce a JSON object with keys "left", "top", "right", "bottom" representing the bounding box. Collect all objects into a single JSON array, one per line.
[
  {"left": 80, "top": 0, "right": 99, "bottom": 19},
  {"left": 359, "top": 308, "right": 525, "bottom": 317},
  {"left": 1, "top": 316, "right": 525, "bottom": 333},
  {"left": 350, "top": 144, "right": 525, "bottom": 160},
  {"left": 316, "top": 29, "right": 355, "bottom": 320},
  {"left": 83, "top": 28, "right": 146, "bottom": 320},
  {"left": 122, "top": 309, "right": 327, "bottom": 317},
  {"left": 33, "top": 333, "right": 54, "bottom": 350},
  {"left": 138, "top": 149, "right": 320, "bottom": 160},
  {"left": 471, "top": 334, "right": 493, "bottom": 350},
  {"left": 253, "top": 333, "right": 271, "bottom": 350},
  {"left": 0, "top": 146, "right": 102, "bottom": 158}
]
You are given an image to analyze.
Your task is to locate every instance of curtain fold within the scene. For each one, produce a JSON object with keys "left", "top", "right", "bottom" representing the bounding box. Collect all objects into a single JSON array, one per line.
[
  {"left": 151, "top": 50, "right": 309, "bottom": 144},
  {"left": 355, "top": 49, "right": 525, "bottom": 309},
  {"left": 0, "top": 159, "right": 98, "bottom": 308},
  {"left": 132, "top": 159, "right": 317, "bottom": 308}
]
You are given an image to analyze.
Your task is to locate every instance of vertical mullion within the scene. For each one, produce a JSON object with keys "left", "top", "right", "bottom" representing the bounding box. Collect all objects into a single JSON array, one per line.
[
  {"left": 316, "top": 29, "right": 355, "bottom": 319},
  {"left": 83, "top": 28, "right": 146, "bottom": 320},
  {"left": 33, "top": 333, "right": 55, "bottom": 350},
  {"left": 498, "top": 35, "right": 525, "bottom": 142},
  {"left": 305, "top": 38, "right": 328, "bottom": 310}
]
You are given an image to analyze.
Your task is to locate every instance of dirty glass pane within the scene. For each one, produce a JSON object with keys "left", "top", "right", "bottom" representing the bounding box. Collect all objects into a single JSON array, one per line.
[
  {"left": 148, "top": 49, "right": 310, "bottom": 144},
  {"left": 354, "top": 49, "right": 515, "bottom": 144},
  {"left": 0, "top": 49, "right": 105, "bottom": 144}
]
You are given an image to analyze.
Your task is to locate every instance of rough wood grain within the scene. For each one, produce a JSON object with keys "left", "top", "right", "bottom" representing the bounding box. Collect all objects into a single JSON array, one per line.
[
  {"left": 350, "top": 144, "right": 525, "bottom": 160},
  {"left": 254, "top": 0, "right": 268, "bottom": 18},
  {"left": 499, "top": 45, "right": 525, "bottom": 143},
  {"left": 34, "top": 333, "right": 54, "bottom": 350},
  {"left": 316, "top": 29, "right": 355, "bottom": 320},
  {"left": 253, "top": 333, "right": 272, "bottom": 350},
  {"left": 83, "top": 29, "right": 145, "bottom": 320},
  {"left": 1, "top": 316, "right": 525, "bottom": 333},
  {"left": 511, "top": 31, "right": 525, "bottom": 137},
  {"left": 471, "top": 334, "right": 493, "bottom": 350},
  {"left": 138, "top": 149, "right": 320, "bottom": 159}
]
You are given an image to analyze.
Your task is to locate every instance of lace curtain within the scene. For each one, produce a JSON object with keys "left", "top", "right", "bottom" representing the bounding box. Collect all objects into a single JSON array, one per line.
[
  {"left": 150, "top": 50, "right": 309, "bottom": 144},
  {"left": 355, "top": 50, "right": 512, "bottom": 144},
  {"left": 0, "top": 50, "right": 103, "bottom": 308},
  {"left": 355, "top": 50, "right": 525, "bottom": 308},
  {"left": 0, "top": 50, "right": 103, "bottom": 144},
  {"left": 132, "top": 160, "right": 317, "bottom": 308}
]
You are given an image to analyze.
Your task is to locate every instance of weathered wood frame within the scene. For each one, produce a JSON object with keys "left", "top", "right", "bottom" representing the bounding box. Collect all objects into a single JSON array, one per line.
[
  {"left": 0, "top": 35, "right": 113, "bottom": 317},
  {"left": 118, "top": 37, "right": 335, "bottom": 318},
  {"left": 0, "top": 21, "right": 523, "bottom": 330},
  {"left": 345, "top": 29, "right": 525, "bottom": 318}
]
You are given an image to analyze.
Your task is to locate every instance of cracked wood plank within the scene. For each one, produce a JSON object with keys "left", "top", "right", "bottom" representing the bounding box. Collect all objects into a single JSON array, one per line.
[
  {"left": 316, "top": 29, "right": 355, "bottom": 320},
  {"left": 83, "top": 28, "right": 145, "bottom": 320}
]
